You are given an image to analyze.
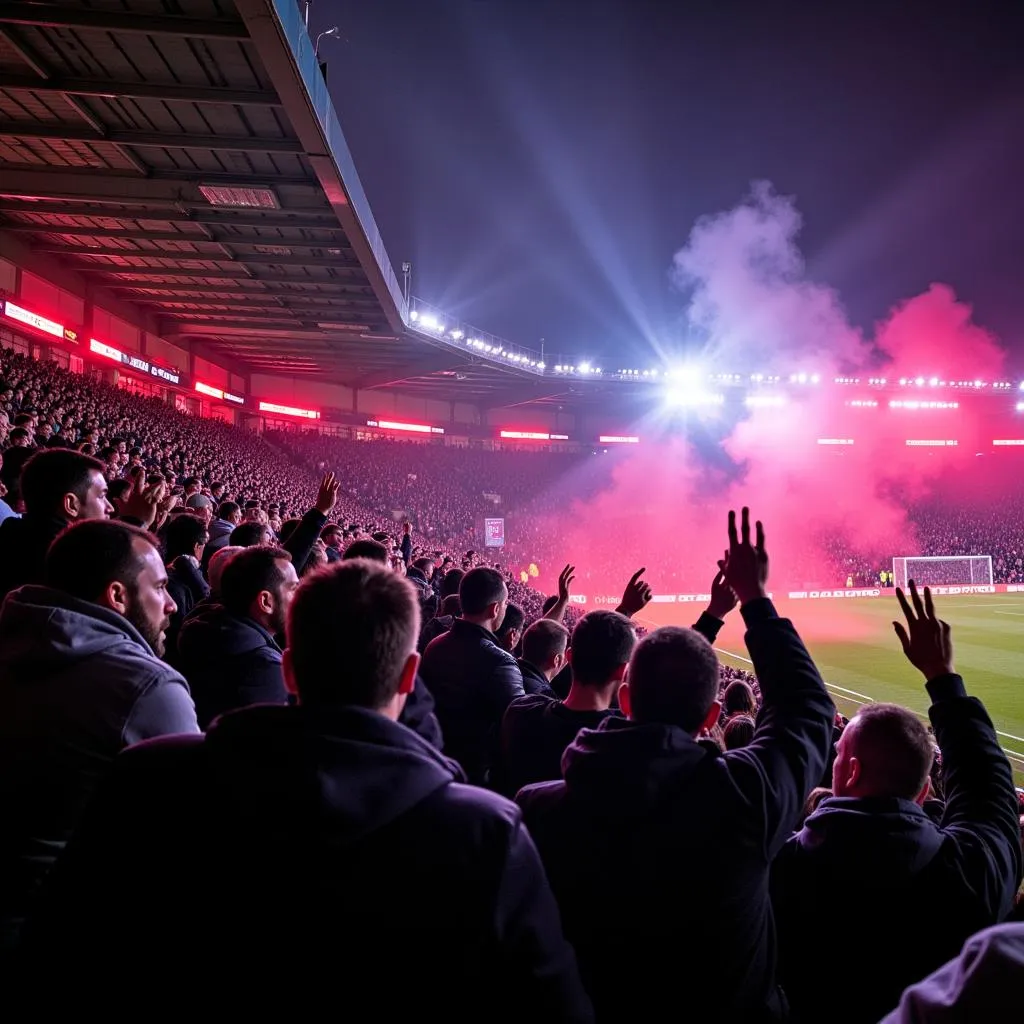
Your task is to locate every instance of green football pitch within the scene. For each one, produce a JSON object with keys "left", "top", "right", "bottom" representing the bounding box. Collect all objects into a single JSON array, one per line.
[{"left": 639, "top": 592, "right": 1024, "bottom": 784}]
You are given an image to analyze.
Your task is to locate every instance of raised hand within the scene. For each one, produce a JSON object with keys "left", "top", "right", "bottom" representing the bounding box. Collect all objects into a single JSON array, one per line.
[
  {"left": 707, "top": 553, "right": 738, "bottom": 619},
  {"left": 557, "top": 564, "right": 576, "bottom": 603},
  {"left": 893, "top": 581, "right": 954, "bottom": 682},
  {"left": 723, "top": 508, "right": 768, "bottom": 606},
  {"left": 617, "top": 568, "right": 653, "bottom": 619},
  {"left": 315, "top": 472, "right": 340, "bottom": 515},
  {"left": 121, "top": 481, "right": 165, "bottom": 529}
]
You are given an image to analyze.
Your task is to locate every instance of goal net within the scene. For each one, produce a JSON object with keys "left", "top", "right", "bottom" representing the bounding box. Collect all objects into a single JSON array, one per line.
[{"left": 892, "top": 555, "right": 993, "bottom": 590}]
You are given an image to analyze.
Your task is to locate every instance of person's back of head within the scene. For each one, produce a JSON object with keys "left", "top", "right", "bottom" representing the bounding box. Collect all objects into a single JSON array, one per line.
[
  {"left": 208, "top": 545, "right": 243, "bottom": 594},
  {"left": 621, "top": 625, "right": 721, "bottom": 734},
  {"left": 43, "top": 518, "right": 175, "bottom": 655},
  {"left": 458, "top": 566, "right": 507, "bottom": 628},
  {"left": 230, "top": 521, "right": 271, "bottom": 547},
  {"left": 723, "top": 715, "right": 756, "bottom": 751},
  {"left": 832, "top": 703, "right": 934, "bottom": 802},
  {"left": 412, "top": 557, "right": 433, "bottom": 578},
  {"left": 723, "top": 680, "right": 756, "bottom": 717},
  {"left": 220, "top": 545, "right": 297, "bottom": 635},
  {"left": 21, "top": 448, "right": 111, "bottom": 522},
  {"left": 439, "top": 568, "right": 464, "bottom": 599},
  {"left": 285, "top": 558, "right": 420, "bottom": 717},
  {"left": 343, "top": 538, "right": 388, "bottom": 563},
  {"left": 569, "top": 610, "right": 637, "bottom": 687},
  {"left": 440, "top": 594, "right": 461, "bottom": 617},
  {"left": 522, "top": 618, "right": 570, "bottom": 676},
  {"left": 163, "top": 513, "right": 208, "bottom": 561}
]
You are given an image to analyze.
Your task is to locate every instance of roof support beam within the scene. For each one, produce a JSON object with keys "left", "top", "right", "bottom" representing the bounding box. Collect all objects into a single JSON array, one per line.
[
  {"left": 0, "top": 123, "right": 302, "bottom": 153},
  {"left": 0, "top": 8, "right": 251, "bottom": 39},
  {"left": 37, "top": 245, "right": 361, "bottom": 268},
  {"left": 131, "top": 297, "right": 381, "bottom": 312},
  {"left": 110, "top": 284, "right": 373, "bottom": 299},
  {"left": 354, "top": 354, "right": 466, "bottom": 390},
  {"left": 74, "top": 266, "right": 365, "bottom": 283},
  {"left": 0, "top": 198, "right": 337, "bottom": 227},
  {"left": 0, "top": 74, "right": 282, "bottom": 107},
  {"left": 1, "top": 227, "right": 346, "bottom": 245}
]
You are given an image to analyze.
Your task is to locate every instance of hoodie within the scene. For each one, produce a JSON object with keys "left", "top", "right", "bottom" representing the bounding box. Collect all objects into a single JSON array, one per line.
[
  {"left": 771, "top": 674, "right": 1022, "bottom": 1024},
  {"left": 176, "top": 603, "right": 286, "bottom": 729},
  {"left": 23, "top": 704, "right": 593, "bottom": 1019},
  {"left": 0, "top": 514, "right": 66, "bottom": 601},
  {"left": 0, "top": 585, "right": 199, "bottom": 950},
  {"left": 517, "top": 598, "right": 835, "bottom": 1024}
]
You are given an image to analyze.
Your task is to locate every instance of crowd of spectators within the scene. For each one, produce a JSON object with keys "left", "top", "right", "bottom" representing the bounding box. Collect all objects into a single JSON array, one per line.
[{"left": 0, "top": 346, "right": 1022, "bottom": 1013}]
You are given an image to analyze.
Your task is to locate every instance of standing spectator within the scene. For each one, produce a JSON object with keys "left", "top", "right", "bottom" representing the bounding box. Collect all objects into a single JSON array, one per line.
[
  {"left": 203, "top": 500, "right": 242, "bottom": 566},
  {"left": 771, "top": 583, "right": 1023, "bottom": 1024},
  {"left": 495, "top": 602, "right": 525, "bottom": 654},
  {"left": 22, "top": 560, "right": 593, "bottom": 1019},
  {"left": 517, "top": 510, "right": 835, "bottom": 1022},
  {"left": 0, "top": 520, "right": 198, "bottom": 953},
  {"left": 0, "top": 449, "right": 113, "bottom": 600},
  {"left": 420, "top": 567, "right": 525, "bottom": 785},
  {"left": 516, "top": 618, "right": 569, "bottom": 697},
  {"left": 177, "top": 546, "right": 299, "bottom": 728}
]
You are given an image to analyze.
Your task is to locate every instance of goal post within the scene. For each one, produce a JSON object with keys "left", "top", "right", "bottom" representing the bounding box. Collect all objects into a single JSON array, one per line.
[{"left": 892, "top": 555, "right": 993, "bottom": 590}]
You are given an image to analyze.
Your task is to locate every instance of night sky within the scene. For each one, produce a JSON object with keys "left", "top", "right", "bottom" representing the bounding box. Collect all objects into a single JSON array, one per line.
[{"left": 318, "top": 0, "right": 1024, "bottom": 364}]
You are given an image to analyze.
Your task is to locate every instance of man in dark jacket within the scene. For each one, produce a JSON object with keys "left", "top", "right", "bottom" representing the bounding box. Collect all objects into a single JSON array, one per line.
[
  {"left": 420, "top": 566, "right": 525, "bottom": 785},
  {"left": 517, "top": 510, "right": 835, "bottom": 1023},
  {"left": 162, "top": 513, "right": 210, "bottom": 663},
  {"left": 771, "top": 582, "right": 1023, "bottom": 1024},
  {"left": 177, "top": 546, "right": 299, "bottom": 728},
  {"left": 0, "top": 520, "right": 199, "bottom": 954},
  {"left": 517, "top": 618, "right": 569, "bottom": 697},
  {"left": 0, "top": 449, "right": 113, "bottom": 601},
  {"left": 24, "top": 559, "right": 592, "bottom": 1019}
]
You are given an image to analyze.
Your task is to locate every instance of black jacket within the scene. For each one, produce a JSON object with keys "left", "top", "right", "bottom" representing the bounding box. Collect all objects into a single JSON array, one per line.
[
  {"left": 499, "top": 611, "right": 725, "bottom": 797},
  {"left": 420, "top": 618, "right": 525, "bottom": 785},
  {"left": 0, "top": 514, "right": 66, "bottom": 602},
  {"left": 517, "top": 599, "right": 835, "bottom": 1023},
  {"left": 164, "top": 556, "right": 210, "bottom": 665},
  {"left": 23, "top": 704, "right": 592, "bottom": 1019},
  {"left": 771, "top": 674, "right": 1023, "bottom": 1024},
  {"left": 176, "top": 604, "right": 286, "bottom": 729},
  {"left": 518, "top": 659, "right": 556, "bottom": 697}
]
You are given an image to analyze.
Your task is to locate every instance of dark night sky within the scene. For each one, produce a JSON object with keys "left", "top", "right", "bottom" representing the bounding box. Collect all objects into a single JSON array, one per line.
[{"left": 318, "top": 0, "right": 1024, "bottom": 363}]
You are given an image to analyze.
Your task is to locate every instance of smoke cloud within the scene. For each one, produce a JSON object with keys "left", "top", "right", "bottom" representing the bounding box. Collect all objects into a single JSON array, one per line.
[{"left": 535, "top": 182, "right": 1010, "bottom": 602}]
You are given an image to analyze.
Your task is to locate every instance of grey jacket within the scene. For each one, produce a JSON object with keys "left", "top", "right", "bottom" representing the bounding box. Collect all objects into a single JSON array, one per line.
[{"left": 0, "top": 585, "right": 199, "bottom": 949}]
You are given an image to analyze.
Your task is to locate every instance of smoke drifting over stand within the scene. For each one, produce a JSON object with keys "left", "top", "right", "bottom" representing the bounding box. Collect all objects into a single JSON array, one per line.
[{"left": 539, "top": 183, "right": 1011, "bottom": 596}]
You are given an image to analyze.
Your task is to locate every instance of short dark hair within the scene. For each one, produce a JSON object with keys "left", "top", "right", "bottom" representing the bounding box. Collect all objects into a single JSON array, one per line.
[
  {"left": 217, "top": 500, "right": 240, "bottom": 520},
  {"left": 44, "top": 519, "right": 155, "bottom": 603},
  {"left": 441, "top": 594, "right": 461, "bottom": 616},
  {"left": 412, "top": 557, "right": 433, "bottom": 574},
  {"left": 21, "top": 449, "right": 105, "bottom": 517},
  {"left": 459, "top": 567, "right": 506, "bottom": 617},
  {"left": 847, "top": 704, "right": 935, "bottom": 800},
  {"left": 541, "top": 594, "right": 559, "bottom": 615},
  {"left": 163, "top": 513, "right": 208, "bottom": 559},
  {"left": 723, "top": 715, "right": 756, "bottom": 751},
  {"left": 220, "top": 546, "right": 293, "bottom": 617},
  {"left": 343, "top": 539, "right": 388, "bottom": 563},
  {"left": 522, "top": 618, "right": 570, "bottom": 666},
  {"left": 723, "top": 680, "right": 756, "bottom": 717},
  {"left": 570, "top": 611, "right": 637, "bottom": 687},
  {"left": 627, "top": 626, "right": 720, "bottom": 732},
  {"left": 183, "top": 476, "right": 201, "bottom": 490},
  {"left": 287, "top": 559, "right": 420, "bottom": 710},
  {"left": 439, "top": 568, "right": 464, "bottom": 599},
  {"left": 230, "top": 521, "right": 270, "bottom": 547},
  {"left": 107, "top": 478, "right": 132, "bottom": 502},
  {"left": 496, "top": 602, "right": 525, "bottom": 639}
]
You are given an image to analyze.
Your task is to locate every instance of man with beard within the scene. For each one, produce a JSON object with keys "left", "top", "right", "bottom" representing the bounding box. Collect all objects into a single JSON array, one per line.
[
  {"left": 177, "top": 546, "right": 299, "bottom": 728},
  {"left": 0, "top": 519, "right": 198, "bottom": 955}
]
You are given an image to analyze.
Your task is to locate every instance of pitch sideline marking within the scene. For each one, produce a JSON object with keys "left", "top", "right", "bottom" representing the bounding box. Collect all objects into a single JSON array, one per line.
[{"left": 713, "top": 647, "right": 1024, "bottom": 762}]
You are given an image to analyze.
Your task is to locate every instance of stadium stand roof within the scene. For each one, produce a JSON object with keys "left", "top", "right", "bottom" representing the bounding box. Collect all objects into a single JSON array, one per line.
[{"left": 0, "top": 0, "right": 584, "bottom": 405}]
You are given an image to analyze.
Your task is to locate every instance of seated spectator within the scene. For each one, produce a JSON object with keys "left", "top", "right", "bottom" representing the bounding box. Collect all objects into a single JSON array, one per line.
[
  {"left": 420, "top": 566, "right": 525, "bottom": 785},
  {"left": 162, "top": 513, "right": 210, "bottom": 663},
  {"left": 230, "top": 520, "right": 273, "bottom": 547},
  {"left": 320, "top": 523, "right": 344, "bottom": 561},
  {"left": 500, "top": 611, "right": 633, "bottom": 797},
  {"left": 177, "top": 546, "right": 298, "bottom": 729},
  {"left": 23, "top": 560, "right": 592, "bottom": 1017},
  {"left": 517, "top": 510, "right": 835, "bottom": 1023},
  {"left": 771, "top": 583, "right": 1023, "bottom": 1024},
  {"left": 204, "top": 500, "right": 242, "bottom": 565},
  {"left": 0, "top": 520, "right": 198, "bottom": 952},
  {"left": 0, "top": 449, "right": 113, "bottom": 600},
  {"left": 517, "top": 618, "right": 569, "bottom": 696}
]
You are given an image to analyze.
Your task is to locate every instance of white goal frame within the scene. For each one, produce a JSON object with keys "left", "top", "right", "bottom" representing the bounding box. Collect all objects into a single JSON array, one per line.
[{"left": 892, "top": 555, "right": 993, "bottom": 590}]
